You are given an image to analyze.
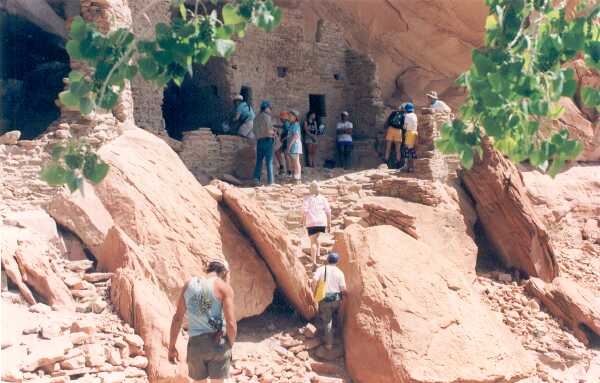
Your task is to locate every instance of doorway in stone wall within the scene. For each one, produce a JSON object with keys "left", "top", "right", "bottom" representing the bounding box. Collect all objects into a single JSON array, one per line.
[
  {"left": 1, "top": 11, "right": 70, "bottom": 139},
  {"left": 309, "top": 94, "right": 326, "bottom": 118},
  {"left": 240, "top": 86, "right": 253, "bottom": 107},
  {"left": 162, "top": 78, "right": 223, "bottom": 140}
]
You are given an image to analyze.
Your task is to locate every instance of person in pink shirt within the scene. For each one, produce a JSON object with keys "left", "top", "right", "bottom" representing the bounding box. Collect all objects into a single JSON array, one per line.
[{"left": 303, "top": 181, "right": 332, "bottom": 265}]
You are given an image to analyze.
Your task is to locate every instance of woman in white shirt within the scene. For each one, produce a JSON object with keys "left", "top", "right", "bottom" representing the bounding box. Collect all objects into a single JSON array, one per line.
[
  {"left": 402, "top": 103, "right": 418, "bottom": 172},
  {"left": 303, "top": 181, "right": 331, "bottom": 265}
]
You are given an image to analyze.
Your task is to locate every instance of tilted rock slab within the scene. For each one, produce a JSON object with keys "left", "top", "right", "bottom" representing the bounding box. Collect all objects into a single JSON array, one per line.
[
  {"left": 334, "top": 225, "right": 535, "bottom": 383},
  {"left": 462, "top": 139, "right": 558, "bottom": 281},
  {"left": 221, "top": 184, "right": 318, "bottom": 320},
  {"left": 49, "top": 128, "right": 275, "bottom": 382},
  {"left": 526, "top": 277, "right": 600, "bottom": 346}
]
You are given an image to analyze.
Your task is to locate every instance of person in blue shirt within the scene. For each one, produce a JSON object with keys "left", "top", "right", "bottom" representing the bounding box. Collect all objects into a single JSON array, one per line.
[
  {"left": 232, "top": 94, "right": 255, "bottom": 139},
  {"left": 168, "top": 259, "right": 237, "bottom": 382},
  {"left": 287, "top": 110, "right": 303, "bottom": 183}
]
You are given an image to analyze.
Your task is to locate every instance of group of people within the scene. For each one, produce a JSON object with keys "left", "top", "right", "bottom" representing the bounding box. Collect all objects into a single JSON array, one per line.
[
  {"left": 168, "top": 180, "right": 347, "bottom": 383},
  {"left": 226, "top": 94, "right": 356, "bottom": 186}
]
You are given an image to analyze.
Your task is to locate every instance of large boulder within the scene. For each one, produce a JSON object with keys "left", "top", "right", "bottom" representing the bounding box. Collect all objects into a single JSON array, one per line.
[
  {"left": 461, "top": 139, "right": 558, "bottom": 281},
  {"left": 526, "top": 277, "right": 600, "bottom": 346},
  {"left": 334, "top": 225, "right": 535, "bottom": 383},
  {"left": 221, "top": 184, "right": 318, "bottom": 320}
]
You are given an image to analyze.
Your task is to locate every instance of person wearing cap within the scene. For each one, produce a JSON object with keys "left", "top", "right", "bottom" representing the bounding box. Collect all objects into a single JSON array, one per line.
[
  {"left": 426, "top": 91, "right": 451, "bottom": 113},
  {"left": 402, "top": 102, "right": 418, "bottom": 172},
  {"left": 336, "top": 111, "right": 353, "bottom": 169},
  {"left": 253, "top": 100, "right": 275, "bottom": 185},
  {"left": 232, "top": 94, "right": 256, "bottom": 139},
  {"left": 312, "top": 252, "right": 347, "bottom": 350},
  {"left": 287, "top": 109, "right": 303, "bottom": 183},
  {"left": 303, "top": 181, "right": 331, "bottom": 265},
  {"left": 384, "top": 103, "right": 407, "bottom": 169},
  {"left": 169, "top": 259, "right": 237, "bottom": 382}
]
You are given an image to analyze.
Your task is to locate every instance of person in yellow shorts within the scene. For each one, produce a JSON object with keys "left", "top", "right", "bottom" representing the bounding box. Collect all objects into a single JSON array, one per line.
[
  {"left": 401, "top": 103, "right": 418, "bottom": 172},
  {"left": 384, "top": 103, "right": 406, "bottom": 169}
]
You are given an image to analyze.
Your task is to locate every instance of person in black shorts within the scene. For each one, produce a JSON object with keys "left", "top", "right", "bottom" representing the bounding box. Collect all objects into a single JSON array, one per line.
[{"left": 303, "top": 181, "right": 332, "bottom": 265}]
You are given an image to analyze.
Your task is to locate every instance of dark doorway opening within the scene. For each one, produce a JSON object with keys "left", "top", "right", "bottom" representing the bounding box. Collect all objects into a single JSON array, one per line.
[
  {"left": 162, "top": 78, "right": 224, "bottom": 140},
  {"left": 1, "top": 12, "right": 69, "bottom": 139},
  {"left": 240, "top": 86, "right": 253, "bottom": 106},
  {"left": 309, "top": 94, "right": 326, "bottom": 117}
]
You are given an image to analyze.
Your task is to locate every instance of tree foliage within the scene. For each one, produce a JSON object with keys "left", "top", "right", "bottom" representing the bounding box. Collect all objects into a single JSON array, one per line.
[
  {"left": 42, "top": 0, "right": 282, "bottom": 191},
  {"left": 436, "top": 0, "right": 599, "bottom": 176}
]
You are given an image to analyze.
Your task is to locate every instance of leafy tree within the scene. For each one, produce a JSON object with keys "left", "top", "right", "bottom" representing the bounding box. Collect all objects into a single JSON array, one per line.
[
  {"left": 41, "top": 0, "right": 282, "bottom": 191},
  {"left": 436, "top": 0, "right": 599, "bottom": 176}
]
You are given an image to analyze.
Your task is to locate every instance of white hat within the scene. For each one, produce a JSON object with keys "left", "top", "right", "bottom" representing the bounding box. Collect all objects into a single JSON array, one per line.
[
  {"left": 341, "top": 111, "right": 349, "bottom": 116},
  {"left": 425, "top": 91, "right": 438, "bottom": 99},
  {"left": 289, "top": 109, "right": 300, "bottom": 118},
  {"left": 233, "top": 94, "right": 244, "bottom": 101},
  {"left": 399, "top": 102, "right": 408, "bottom": 111}
]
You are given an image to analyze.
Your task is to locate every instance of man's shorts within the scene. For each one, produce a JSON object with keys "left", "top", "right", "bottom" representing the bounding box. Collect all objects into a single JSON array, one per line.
[
  {"left": 187, "top": 333, "right": 232, "bottom": 380},
  {"left": 386, "top": 127, "right": 403, "bottom": 142}
]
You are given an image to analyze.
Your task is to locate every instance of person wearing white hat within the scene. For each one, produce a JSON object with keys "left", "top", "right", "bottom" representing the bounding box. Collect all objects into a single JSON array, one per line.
[
  {"left": 169, "top": 259, "right": 236, "bottom": 382},
  {"left": 336, "top": 111, "right": 353, "bottom": 169},
  {"left": 426, "top": 91, "right": 451, "bottom": 113}
]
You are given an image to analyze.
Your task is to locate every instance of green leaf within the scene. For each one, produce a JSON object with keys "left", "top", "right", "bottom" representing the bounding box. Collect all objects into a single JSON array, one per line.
[
  {"left": 138, "top": 57, "right": 159, "bottom": 80},
  {"left": 66, "top": 40, "right": 83, "bottom": 60},
  {"left": 215, "top": 39, "right": 236, "bottom": 57},
  {"left": 548, "top": 158, "right": 565, "bottom": 177},
  {"left": 64, "top": 171, "right": 79, "bottom": 192},
  {"left": 69, "top": 16, "right": 87, "bottom": 40},
  {"left": 40, "top": 163, "right": 68, "bottom": 186},
  {"left": 79, "top": 97, "right": 94, "bottom": 115},
  {"left": 562, "top": 78, "right": 577, "bottom": 97},
  {"left": 98, "top": 90, "right": 119, "bottom": 110},
  {"left": 582, "top": 86, "right": 600, "bottom": 108},
  {"left": 548, "top": 103, "right": 565, "bottom": 119},
  {"left": 459, "top": 147, "right": 474, "bottom": 169},
  {"left": 223, "top": 4, "right": 246, "bottom": 25},
  {"left": 83, "top": 153, "right": 109, "bottom": 183},
  {"left": 68, "top": 71, "right": 84, "bottom": 83},
  {"left": 179, "top": 2, "right": 187, "bottom": 21},
  {"left": 59, "top": 91, "right": 79, "bottom": 108},
  {"left": 51, "top": 145, "right": 65, "bottom": 161},
  {"left": 64, "top": 153, "right": 84, "bottom": 170}
]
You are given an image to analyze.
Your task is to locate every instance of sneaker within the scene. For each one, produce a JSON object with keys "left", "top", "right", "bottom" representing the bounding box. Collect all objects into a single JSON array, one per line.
[{"left": 253, "top": 179, "right": 261, "bottom": 186}]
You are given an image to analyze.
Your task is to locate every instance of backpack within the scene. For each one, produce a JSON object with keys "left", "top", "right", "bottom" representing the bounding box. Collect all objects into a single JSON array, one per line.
[
  {"left": 314, "top": 266, "right": 327, "bottom": 302},
  {"left": 389, "top": 111, "right": 405, "bottom": 129}
]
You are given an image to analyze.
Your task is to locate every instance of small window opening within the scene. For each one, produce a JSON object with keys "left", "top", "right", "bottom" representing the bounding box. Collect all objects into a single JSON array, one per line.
[
  {"left": 309, "top": 94, "right": 326, "bottom": 117},
  {"left": 334, "top": 73, "right": 342, "bottom": 81},
  {"left": 277, "top": 66, "right": 288, "bottom": 78}
]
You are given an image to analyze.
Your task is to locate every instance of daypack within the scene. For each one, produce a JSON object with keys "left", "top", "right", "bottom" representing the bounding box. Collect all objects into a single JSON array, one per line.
[
  {"left": 314, "top": 266, "right": 327, "bottom": 302},
  {"left": 389, "top": 111, "right": 405, "bottom": 129}
]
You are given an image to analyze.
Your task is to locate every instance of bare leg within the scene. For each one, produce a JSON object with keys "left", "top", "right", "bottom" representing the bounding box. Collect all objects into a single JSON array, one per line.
[
  {"left": 294, "top": 155, "right": 302, "bottom": 181},
  {"left": 310, "top": 233, "right": 320, "bottom": 264},
  {"left": 395, "top": 142, "right": 402, "bottom": 166},
  {"left": 384, "top": 140, "right": 392, "bottom": 161}
]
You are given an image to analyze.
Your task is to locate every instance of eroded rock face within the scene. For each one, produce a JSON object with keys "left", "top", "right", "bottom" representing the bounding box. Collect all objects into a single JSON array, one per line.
[
  {"left": 526, "top": 277, "right": 600, "bottom": 346},
  {"left": 220, "top": 184, "right": 318, "bottom": 320},
  {"left": 461, "top": 140, "right": 558, "bottom": 281},
  {"left": 334, "top": 225, "right": 535, "bottom": 383}
]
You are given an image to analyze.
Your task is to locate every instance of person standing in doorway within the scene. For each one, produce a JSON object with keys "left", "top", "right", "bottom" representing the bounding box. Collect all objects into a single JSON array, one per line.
[
  {"left": 426, "top": 91, "right": 452, "bottom": 113},
  {"left": 336, "top": 111, "right": 353, "bottom": 169},
  {"left": 312, "top": 252, "right": 347, "bottom": 350},
  {"left": 168, "top": 259, "right": 237, "bottom": 383},
  {"left": 384, "top": 103, "right": 406, "bottom": 169},
  {"left": 402, "top": 102, "right": 418, "bottom": 172},
  {"left": 287, "top": 110, "right": 303, "bottom": 183},
  {"left": 303, "top": 181, "right": 331, "bottom": 265},
  {"left": 232, "top": 94, "right": 255, "bottom": 139},
  {"left": 303, "top": 111, "right": 319, "bottom": 167}
]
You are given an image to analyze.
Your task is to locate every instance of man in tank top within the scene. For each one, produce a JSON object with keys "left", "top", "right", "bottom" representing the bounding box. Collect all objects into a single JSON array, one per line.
[{"left": 168, "top": 259, "right": 237, "bottom": 382}]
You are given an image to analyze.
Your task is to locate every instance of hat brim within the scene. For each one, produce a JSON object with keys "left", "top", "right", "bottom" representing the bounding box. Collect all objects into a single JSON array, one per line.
[{"left": 426, "top": 93, "right": 437, "bottom": 98}]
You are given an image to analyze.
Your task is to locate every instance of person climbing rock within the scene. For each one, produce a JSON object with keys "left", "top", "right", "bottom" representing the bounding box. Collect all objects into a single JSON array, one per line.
[
  {"left": 336, "top": 111, "right": 353, "bottom": 169},
  {"left": 287, "top": 110, "right": 303, "bottom": 183},
  {"left": 426, "top": 90, "right": 452, "bottom": 113},
  {"left": 384, "top": 103, "right": 407, "bottom": 169},
  {"left": 168, "top": 259, "right": 237, "bottom": 383},
  {"left": 253, "top": 100, "right": 275, "bottom": 185},
  {"left": 303, "top": 181, "right": 331, "bottom": 265},
  {"left": 401, "top": 102, "right": 418, "bottom": 172},
  {"left": 312, "top": 252, "right": 347, "bottom": 350}
]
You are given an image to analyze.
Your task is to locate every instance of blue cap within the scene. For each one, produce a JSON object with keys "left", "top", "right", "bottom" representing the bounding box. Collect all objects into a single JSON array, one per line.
[
  {"left": 327, "top": 252, "right": 340, "bottom": 264},
  {"left": 404, "top": 103, "right": 414, "bottom": 112},
  {"left": 260, "top": 100, "right": 271, "bottom": 111}
]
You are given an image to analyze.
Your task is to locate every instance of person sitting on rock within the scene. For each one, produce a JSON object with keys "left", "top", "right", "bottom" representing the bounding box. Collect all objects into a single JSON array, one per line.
[
  {"left": 426, "top": 90, "right": 451, "bottom": 113},
  {"left": 232, "top": 94, "right": 255, "bottom": 139},
  {"left": 303, "top": 181, "right": 332, "bottom": 265},
  {"left": 312, "top": 252, "right": 347, "bottom": 350},
  {"left": 168, "top": 259, "right": 237, "bottom": 383},
  {"left": 401, "top": 102, "right": 418, "bottom": 172}
]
